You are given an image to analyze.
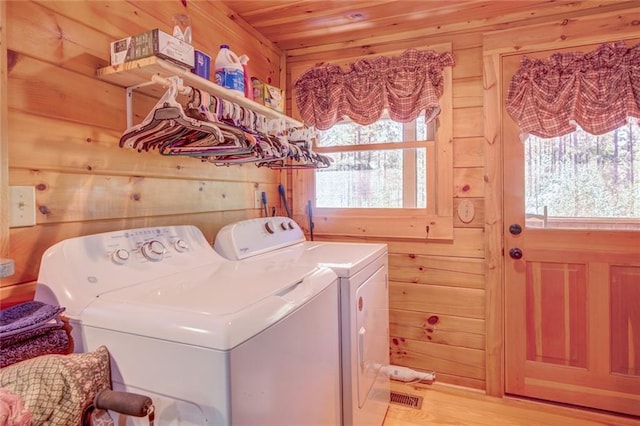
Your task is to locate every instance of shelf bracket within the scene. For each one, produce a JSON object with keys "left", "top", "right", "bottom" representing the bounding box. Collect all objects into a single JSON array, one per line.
[
  {"left": 125, "top": 76, "right": 190, "bottom": 128},
  {"left": 125, "top": 81, "right": 155, "bottom": 129}
]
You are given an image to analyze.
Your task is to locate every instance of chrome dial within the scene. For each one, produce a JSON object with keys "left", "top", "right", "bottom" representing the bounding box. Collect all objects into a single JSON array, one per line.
[
  {"left": 173, "top": 239, "right": 188, "bottom": 252},
  {"left": 141, "top": 240, "right": 166, "bottom": 261},
  {"left": 111, "top": 248, "right": 130, "bottom": 264}
]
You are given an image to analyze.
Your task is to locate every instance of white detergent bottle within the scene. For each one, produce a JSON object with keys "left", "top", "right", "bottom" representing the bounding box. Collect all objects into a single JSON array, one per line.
[{"left": 215, "top": 44, "right": 245, "bottom": 95}]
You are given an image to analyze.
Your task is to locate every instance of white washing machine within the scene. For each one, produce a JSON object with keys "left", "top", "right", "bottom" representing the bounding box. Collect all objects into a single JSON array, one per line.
[
  {"left": 34, "top": 225, "right": 341, "bottom": 425},
  {"left": 214, "top": 217, "right": 390, "bottom": 426}
]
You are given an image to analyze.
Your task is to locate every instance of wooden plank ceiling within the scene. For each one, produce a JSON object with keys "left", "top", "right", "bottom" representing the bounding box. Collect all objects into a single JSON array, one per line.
[{"left": 220, "top": 0, "right": 638, "bottom": 51}]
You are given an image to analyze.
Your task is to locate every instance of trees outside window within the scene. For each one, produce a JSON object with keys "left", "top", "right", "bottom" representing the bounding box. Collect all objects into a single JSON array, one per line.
[
  {"left": 525, "top": 121, "right": 640, "bottom": 230},
  {"left": 315, "top": 116, "right": 432, "bottom": 210}
]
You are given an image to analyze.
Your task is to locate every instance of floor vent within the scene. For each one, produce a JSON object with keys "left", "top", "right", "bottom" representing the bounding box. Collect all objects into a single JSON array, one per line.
[{"left": 389, "top": 391, "right": 423, "bottom": 410}]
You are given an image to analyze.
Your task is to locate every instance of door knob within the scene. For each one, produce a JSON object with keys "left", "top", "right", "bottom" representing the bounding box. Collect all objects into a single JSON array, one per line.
[
  {"left": 509, "top": 224, "right": 522, "bottom": 235},
  {"left": 509, "top": 248, "right": 523, "bottom": 259}
]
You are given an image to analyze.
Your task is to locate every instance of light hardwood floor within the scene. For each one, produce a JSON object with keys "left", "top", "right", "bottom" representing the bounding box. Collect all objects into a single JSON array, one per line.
[{"left": 384, "top": 382, "right": 640, "bottom": 425}]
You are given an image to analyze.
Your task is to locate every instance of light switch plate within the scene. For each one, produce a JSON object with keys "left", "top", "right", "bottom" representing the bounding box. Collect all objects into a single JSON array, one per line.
[
  {"left": 9, "top": 186, "right": 36, "bottom": 228},
  {"left": 254, "top": 190, "right": 262, "bottom": 209}
]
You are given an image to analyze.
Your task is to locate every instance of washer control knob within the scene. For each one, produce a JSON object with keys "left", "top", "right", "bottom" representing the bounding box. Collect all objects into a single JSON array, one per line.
[
  {"left": 265, "top": 222, "right": 275, "bottom": 234},
  {"left": 288, "top": 221, "right": 295, "bottom": 230},
  {"left": 280, "top": 222, "right": 288, "bottom": 230},
  {"left": 111, "top": 248, "right": 130, "bottom": 264},
  {"left": 141, "top": 240, "right": 166, "bottom": 261},
  {"left": 173, "top": 239, "right": 188, "bottom": 252}
]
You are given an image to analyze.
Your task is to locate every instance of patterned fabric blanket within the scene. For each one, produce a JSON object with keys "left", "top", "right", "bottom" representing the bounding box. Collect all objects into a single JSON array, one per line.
[
  {"left": 0, "top": 302, "right": 69, "bottom": 369},
  {"left": 0, "top": 347, "right": 112, "bottom": 426}
]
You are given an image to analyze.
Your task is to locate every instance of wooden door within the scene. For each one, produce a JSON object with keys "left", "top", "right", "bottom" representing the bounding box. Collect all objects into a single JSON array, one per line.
[{"left": 502, "top": 52, "right": 640, "bottom": 417}]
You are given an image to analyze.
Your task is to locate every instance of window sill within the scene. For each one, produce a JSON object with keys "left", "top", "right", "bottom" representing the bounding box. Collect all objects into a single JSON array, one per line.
[{"left": 297, "top": 210, "right": 454, "bottom": 241}]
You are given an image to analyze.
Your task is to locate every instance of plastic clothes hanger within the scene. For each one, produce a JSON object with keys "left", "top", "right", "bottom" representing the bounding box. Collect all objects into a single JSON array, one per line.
[
  {"left": 119, "top": 81, "right": 184, "bottom": 150},
  {"left": 119, "top": 78, "right": 224, "bottom": 152}
]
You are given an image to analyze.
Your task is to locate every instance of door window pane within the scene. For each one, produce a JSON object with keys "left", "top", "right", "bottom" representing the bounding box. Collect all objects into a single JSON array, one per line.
[{"left": 525, "top": 122, "right": 640, "bottom": 230}]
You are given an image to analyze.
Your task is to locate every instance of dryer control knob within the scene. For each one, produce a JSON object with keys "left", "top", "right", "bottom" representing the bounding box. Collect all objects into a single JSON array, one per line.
[
  {"left": 280, "top": 222, "right": 288, "bottom": 231},
  {"left": 141, "top": 240, "right": 165, "bottom": 261},
  {"left": 265, "top": 222, "right": 275, "bottom": 234},
  {"left": 173, "top": 239, "right": 188, "bottom": 252},
  {"left": 111, "top": 248, "right": 130, "bottom": 264},
  {"left": 288, "top": 221, "right": 295, "bottom": 230}
]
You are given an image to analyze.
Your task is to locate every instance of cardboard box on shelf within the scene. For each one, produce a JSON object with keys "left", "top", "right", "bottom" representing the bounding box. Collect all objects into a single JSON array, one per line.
[
  {"left": 110, "top": 29, "right": 195, "bottom": 69},
  {"left": 252, "top": 78, "right": 264, "bottom": 105},
  {"left": 251, "top": 78, "right": 284, "bottom": 112},
  {"left": 263, "top": 83, "right": 284, "bottom": 112},
  {"left": 193, "top": 50, "right": 211, "bottom": 80}
]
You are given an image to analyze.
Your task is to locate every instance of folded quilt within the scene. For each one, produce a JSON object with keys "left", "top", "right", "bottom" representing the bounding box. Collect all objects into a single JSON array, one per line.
[
  {"left": 0, "top": 301, "right": 65, "bottom": 343},
  {"left": 0, "top": 329, "right": 70, "bottom": 369}
]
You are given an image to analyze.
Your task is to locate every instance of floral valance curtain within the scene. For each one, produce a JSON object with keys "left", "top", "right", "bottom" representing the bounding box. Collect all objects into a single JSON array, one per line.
[
  {"left": 294, "top": 49, "right": 455, "bottom": 130},
  {"left": 505, "top": 42, "right": 640, "bottom": 138}
]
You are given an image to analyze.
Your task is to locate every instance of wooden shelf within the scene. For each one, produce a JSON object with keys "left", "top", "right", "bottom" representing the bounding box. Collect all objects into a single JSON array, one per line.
[{"left": 96, "top": 56, "right": 303, "bottom": 128}]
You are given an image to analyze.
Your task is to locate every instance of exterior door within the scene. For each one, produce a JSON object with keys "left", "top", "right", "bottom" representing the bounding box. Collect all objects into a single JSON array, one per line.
[{"left": 502, "top": 52, "right": 640, "bottom": 416}]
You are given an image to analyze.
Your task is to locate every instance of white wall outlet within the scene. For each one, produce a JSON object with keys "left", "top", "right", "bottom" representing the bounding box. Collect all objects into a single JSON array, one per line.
[
  {"left": 254, "top": 190, "right": 262, "bottom": 209},
  {"left": 9, "top": 186, "right": 36, "bottom": 228},
  {"left": 0, "top": 258, "right": 15, "bottom": 278}
]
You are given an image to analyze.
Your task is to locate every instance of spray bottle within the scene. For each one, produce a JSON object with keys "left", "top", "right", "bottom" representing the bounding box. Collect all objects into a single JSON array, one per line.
[{"left": 239, "top": 54, "right": 253, "bottom": 100}]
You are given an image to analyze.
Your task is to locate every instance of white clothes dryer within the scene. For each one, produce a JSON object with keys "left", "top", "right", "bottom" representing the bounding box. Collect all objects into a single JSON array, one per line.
[
  {"left": 35, "top": 225, "right": 341, "bottom": 425},
  {"left": 214, "top": 217, "right": 390, "bottom": 426}
]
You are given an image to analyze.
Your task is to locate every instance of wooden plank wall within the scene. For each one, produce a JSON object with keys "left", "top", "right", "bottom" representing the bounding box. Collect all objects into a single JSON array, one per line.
[
  {"left": 0, "top": 1, "right": 285, "bottom": 303},
  {"left": 1, "top": 2, "right": 9, "bottom": 265}
]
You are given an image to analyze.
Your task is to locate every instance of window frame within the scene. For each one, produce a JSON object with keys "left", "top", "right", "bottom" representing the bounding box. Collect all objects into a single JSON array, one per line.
[{"left": 291, "top": 44, "right": 454, "bottom": 241}]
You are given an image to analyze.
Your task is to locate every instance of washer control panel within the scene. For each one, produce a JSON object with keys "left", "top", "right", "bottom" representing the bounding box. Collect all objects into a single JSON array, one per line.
[{"left": 103, "top": 227, "right": 195, "bottom": 265}]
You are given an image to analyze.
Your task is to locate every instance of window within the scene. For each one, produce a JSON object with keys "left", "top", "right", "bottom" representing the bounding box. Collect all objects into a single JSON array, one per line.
[
  {"left": 292, "top": 43, "right": 454, "bottom": 240},
  {"left": 525, "top": 121, "right": 640, "bottom": 230},
  {"left": 314, "top": 115, "right": 434, "bottom": 210},
  {"left": 504, "top": 41, "right": 640, "bottom": 231}
]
